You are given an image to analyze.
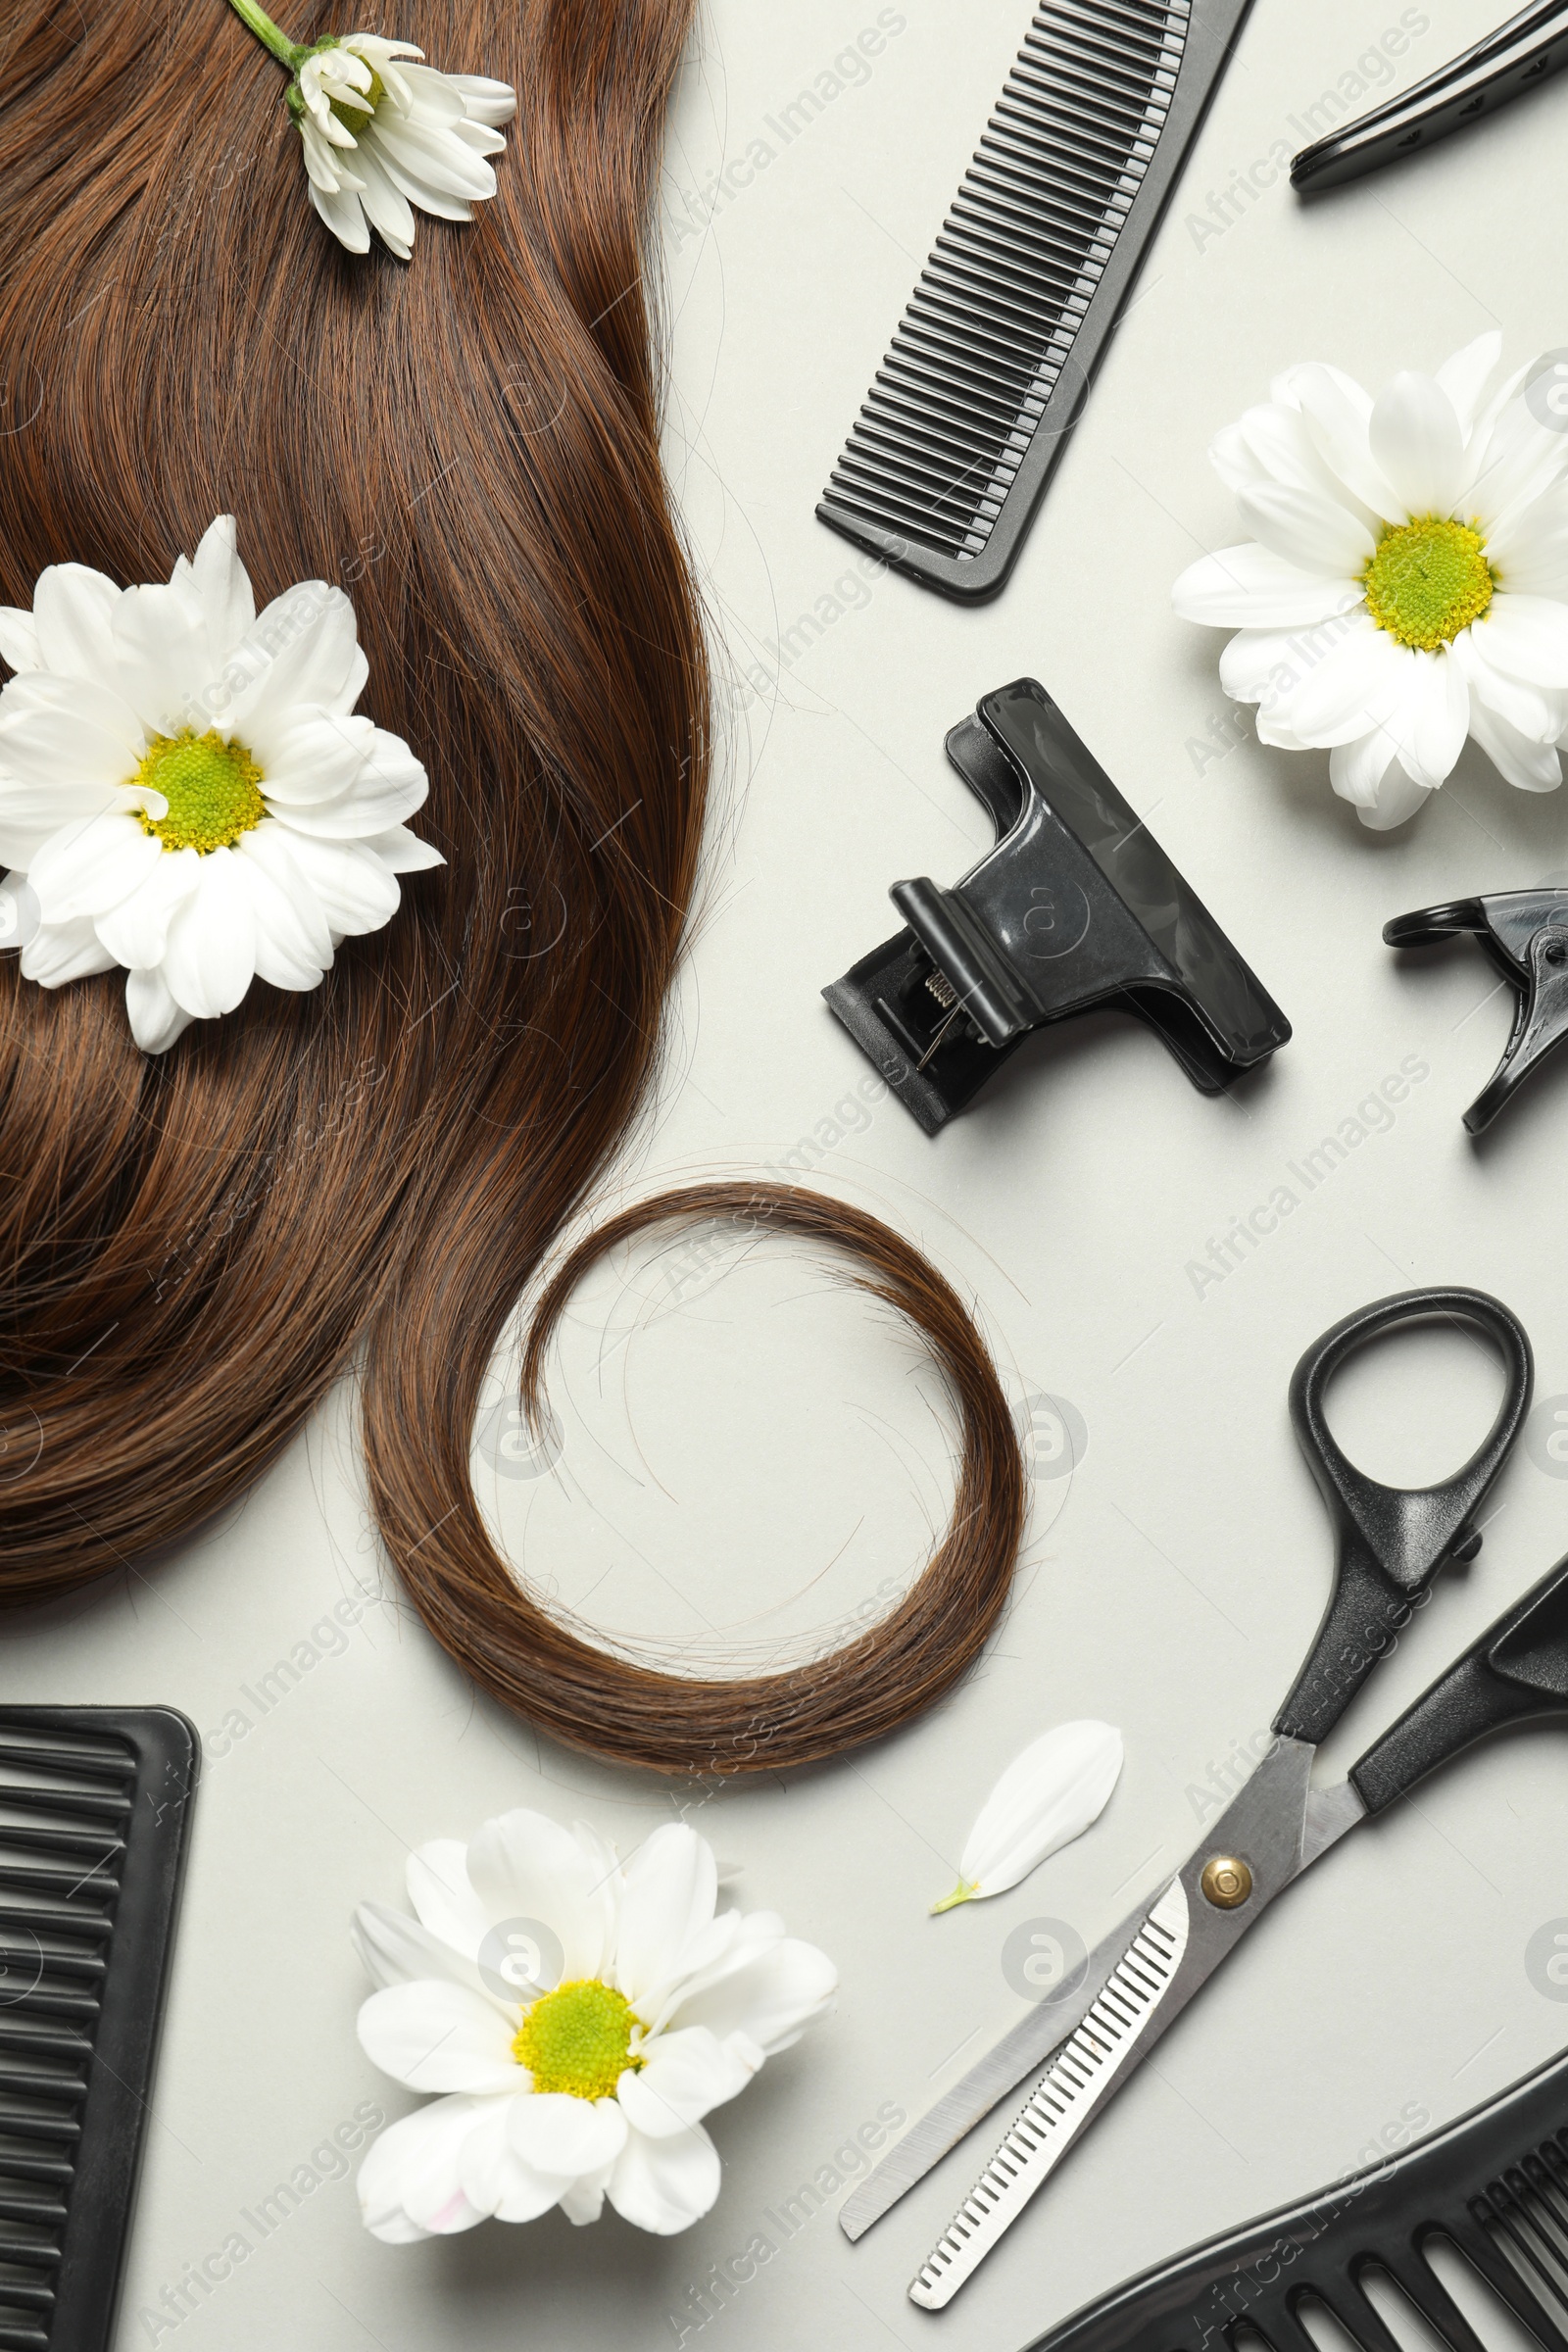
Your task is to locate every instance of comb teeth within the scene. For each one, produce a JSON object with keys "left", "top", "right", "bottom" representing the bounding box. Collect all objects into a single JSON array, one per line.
[
  {"left": 0, "top": 1711, "right": 194, "bottom": 2352},
  {"left": 818, "top": 0, "right": 1250, "bottom": 599},
  {"left": 1029, "top": 2043, "right": 1568, "bottom": 2352}
]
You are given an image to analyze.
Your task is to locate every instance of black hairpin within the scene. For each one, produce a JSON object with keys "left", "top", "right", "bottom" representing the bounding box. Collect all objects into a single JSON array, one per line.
[
  {"left": 1386, "top": 891, "right": 1568, "bottom": 1131},
  {"left": 822, "top": 678, "right": 1292, "bottom": 1133}
]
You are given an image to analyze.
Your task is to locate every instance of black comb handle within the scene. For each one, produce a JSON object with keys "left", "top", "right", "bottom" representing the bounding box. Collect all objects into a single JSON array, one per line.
[
  {"left": 1351, "top": 1552, "right": 1568, "bottom": 1813},
  {"left": 1027, "top": 2041, "right": 1568, "bottom": 2352}
]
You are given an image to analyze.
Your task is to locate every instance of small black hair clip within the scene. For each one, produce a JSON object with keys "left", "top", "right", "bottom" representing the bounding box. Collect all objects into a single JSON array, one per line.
[
  {"left": 823, "top": 678, "right": 1292, "bottom": 1133},
  {"left": 1386, "top": 892, "right": 1568, "bottom": 1132}
]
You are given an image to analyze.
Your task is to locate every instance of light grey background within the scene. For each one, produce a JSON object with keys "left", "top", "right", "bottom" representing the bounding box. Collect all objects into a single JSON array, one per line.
[{"left": 12, "top": 1, "right": 1568, "bottom": 2344}]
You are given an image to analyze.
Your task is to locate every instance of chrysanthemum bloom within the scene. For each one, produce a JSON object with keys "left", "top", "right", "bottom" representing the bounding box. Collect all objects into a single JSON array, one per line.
[
  {"left": 0, "top": 516, "right": 441, "bottom": 1053},
  {"left": 1172, "top": 334, "right": 1568, "bottom": 828},
  {"left": 294, "top": 34, "right": 516, "bottom": 259},
  {"left": 353, "top": 1813, "right": 837, "bottom": 2238}
]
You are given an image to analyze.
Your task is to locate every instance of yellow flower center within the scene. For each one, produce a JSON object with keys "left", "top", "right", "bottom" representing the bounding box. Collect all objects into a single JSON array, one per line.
[
  {"left": 135, "top": 730, "right": 266, "bottom": 855},
  {"left": 511, "top": 1980, "right": 643, "bottom": 2101},
  {"left": 1361, "top": 515, "right": 1494, "bottom": 652},
  {"left": 328, "top": 62, "right": 386, "bottom": 132}
]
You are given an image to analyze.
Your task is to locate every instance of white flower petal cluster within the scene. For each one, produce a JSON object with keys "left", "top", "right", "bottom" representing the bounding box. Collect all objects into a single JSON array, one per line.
[
  {"left": 0, "top": 515, "right": 441, "bottom": 1054},
  {"left": 353, "top": 1811, "right": 837, "bottom": 2239},
  {"left": 296, "top": 34, "right": 516, "bottom": 259},
  {"left": 1172, "top": 335, "right": 1568, "bottom": 829},
  {"left": 932, "top": 1720, "right": 1123, "bottom": 1912}
]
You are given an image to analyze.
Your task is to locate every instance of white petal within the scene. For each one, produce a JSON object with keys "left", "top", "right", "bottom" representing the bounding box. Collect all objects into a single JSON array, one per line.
[
  {"left": 1356, "top": 763, "right": 1433, "bottom": 831},
  {"left": 370, "top": 115, "right": 497, "bottom": 202},
  {"left": 1435, "top": 331, "right": 1503, "bottom": 438},
  {"left": 1329, "top": 733, "right": 1400, "bottom": 810},
  {"left": 0, "top": 608, "right": 40, "bottom": 674},
  {"left": 159, "top": 848, "right": 256, "bottom": 1017},
  {"left": 448, "top": 71, "right": 517, "bottom": 126},
  {"left": 352, "top": 1900, "right": 494, "bottom": 2002},
  {"left": 1285, "top": 363, "right": 1404, "bottom": 523},
  {"left": 357, "top": 1980, "right": 523, "bottom": 2095},
  {"left": 353, "top": 142, "right": 417, "bottom": 258},
  {"left": 607, "top": 2123, "right": 720, "bottom": 2235},
  {"left": 1469, "top": 595, "right": 1568, "bottom": 686},
  {"left": 309, "top": 172, "right": 372, "bottom": 254},
  {"left": 1172, "top": 544, "right": 1364, "bottom": 630},
  {"left": 455, "top": 2096, "right": 567, "bottom": 2224},
  {"left": 464, "top": 1810, "right": 618, "bottom": 1984},
  {"left": 1219, "top": 621, "right": 1355, "bottom": 709},
  {"left": 1263, "top": 613, "right": 1405, "bottom": 747},
  {"left": 509, "top": 2092, "right": 627, "bottom": 2179},
  {"left": 19, "top": 917, "right": 117, "bottom": 987},
  {"left": 123, "top": 961, "right": 192, "bottom": 1053},
  {"left": 94, "top": 844, "right": 201, "bottom": 969},
  {"left": 368, "top": 823, "right": 444, "bottom": 873},
  {"left": 613, "top": 1825, "right": 717, "bottom": 2006},
  {"left": 358, "top": 2095, "right": 494, "bottom": 2239},
  {"left": 0, "top": 672, "right": 145, "bottom": 805},
  {"left": 31, "top": 564, "right": 121, "bottom": 683},
  {"left": 1235, "top": 485, "right": 1375, "bottom": 577},
  {"left": 1469, "top": 400, "right": 1568, "bottom": 533},
  {"left": 1390, "top": 650, "right": 1469, "bottom": 790},
  {"left": 1368, "top": 371, "right": 1465, "bottom": 516},
  {"left": 1449, "top": 629, "right": 1564, "bottom": 740},
  {"left": 558, "top": 2172, "right": 610, "bottom": 2226},
  {"left": 406, "top": 1839, "right": 494, "bottom": 1957},
  {"left": 258, "top": 828, "right": 398, "bottom": 940},
  {"left": 189, "top": 516, "right": 257, "bottom": 671},
  {"left": 0, "top": 875, "right": 38, "bottom": 952},
  {"left": 27, "top": 811, "right": 160, "bottom": 925},
  {"left": 272, "top": 727, "right": 427, "bottom": 837},
  {"left": 614, "top": 2027, "right": 757, "bottom": 2138},
  {"left": 109, "top": 582, "right": 219, "bottom": 739},
  {"left": 1468, "top": 697, "right": 1564, "bottom": 792},
  {"left": 938, "top": 1721, "right": 1124, "bottom": 1909},
  {"left": 661, "top": 1934, "right": 837, "bottom": 2056},
  {"left": 234, "top": 842, "right": 329, "bottom": 992},
  {"left": 229, "top": 586, "right": 368, "bottom": 749},
  {"left": 234, "top": 821, "right": 334, "bottom": 967}
]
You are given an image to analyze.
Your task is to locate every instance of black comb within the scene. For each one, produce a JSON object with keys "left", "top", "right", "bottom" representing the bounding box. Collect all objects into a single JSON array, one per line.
[
  {"left": 1027, "top": 2040, "right": 1568, "bottom": 2352},
  {"left": 817, "top": 0, "right": 1252, "bottom": 601},
  {"left": 0, "top": 1707, "right": 197, "bottom": 2352}
]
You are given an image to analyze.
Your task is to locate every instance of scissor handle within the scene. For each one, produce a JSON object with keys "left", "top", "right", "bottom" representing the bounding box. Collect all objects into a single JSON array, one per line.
[
  {"left": 1273, "top": 1288, "right": 1533, "bottom": 1746},
  {"left": 1351, "top": 1550, "right": 1568, "bottom": 1812}
]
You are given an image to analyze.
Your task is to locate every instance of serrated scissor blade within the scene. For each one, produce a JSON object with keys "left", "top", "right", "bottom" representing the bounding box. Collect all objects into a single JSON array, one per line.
[
  {"left": 838, "top": 1893, "right": 1149, "bottom": 2241},
  {"left": 910, "top": 1879, "right": 1190, "bottom": 2308}
]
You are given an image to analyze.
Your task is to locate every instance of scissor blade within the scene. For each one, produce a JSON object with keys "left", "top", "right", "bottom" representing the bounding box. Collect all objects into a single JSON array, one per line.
[
  {"left": 910, "top": 1879, "right": 1191, "bottom": 2309},
  {"left": 904, "top": 1735, "right": 1325, "bottom": 2303},
  {"left": 842, "top": 1735, "right": 1323, "bottom": 2248},
  {"left": 838, "top": 1894, "right": 1149, "bottom": 2241}
]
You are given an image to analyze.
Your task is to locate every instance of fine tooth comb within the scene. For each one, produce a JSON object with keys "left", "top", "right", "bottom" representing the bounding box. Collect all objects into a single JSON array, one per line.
[
  {"left": 0, "top": 1708, "right": 197, "bottom": 2352},
  {"left": 816, "top": 0, "right": 1253, "bottom": 601},
  {"left": 1025, "top": 2039, "right": 1568, "bottom": 2352}
]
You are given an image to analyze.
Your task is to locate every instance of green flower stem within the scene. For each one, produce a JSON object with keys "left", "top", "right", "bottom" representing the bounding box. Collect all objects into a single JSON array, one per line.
[
  {"left": 225, "top": 0, "right": 308, "bottom": 72},
  {"left": 929, "top": 1881, "right": 978, "bottom": 1916}
]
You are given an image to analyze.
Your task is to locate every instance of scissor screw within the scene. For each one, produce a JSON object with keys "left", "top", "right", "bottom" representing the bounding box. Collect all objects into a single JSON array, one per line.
[{"left": 1200, "top": 1855, "right": 1252, "bottom": 1909}]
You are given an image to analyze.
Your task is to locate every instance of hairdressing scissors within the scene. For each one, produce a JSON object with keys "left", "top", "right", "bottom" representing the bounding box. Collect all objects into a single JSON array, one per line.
[
  {"left": 1292, "top": 2, "right": 1568, "bottom": 192},
  {"left": 840, "top": 1286, "right": 1568, "bottom": 2307}
]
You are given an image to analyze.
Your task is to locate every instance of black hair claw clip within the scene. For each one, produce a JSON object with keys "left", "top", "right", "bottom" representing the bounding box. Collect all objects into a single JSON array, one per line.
[
  {"left": 823, "top": 679, "right": 1292, "bottom": 1133},
  {"left": 1386, "top": 891, "right": 1568, "bottom": 1132}
]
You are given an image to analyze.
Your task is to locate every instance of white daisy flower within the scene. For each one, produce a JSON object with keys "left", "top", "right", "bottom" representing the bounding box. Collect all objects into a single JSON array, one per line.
[
  {"left": 1171, "top": 334, "right": 1568, "bottom": 830},
  {"left": 0, "top": 515, "right": 441, "bottom": 1054},
  {"left": 352, "top": 1811, "right": 837, "bottom": 2240},
  {"left": 292, "top": 33, "right": 516, "bottom": 260}
]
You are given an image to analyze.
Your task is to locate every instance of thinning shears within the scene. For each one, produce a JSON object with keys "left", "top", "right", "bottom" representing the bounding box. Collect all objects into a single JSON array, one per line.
[{"left": 841, "top": 1287, "right": 1568, "bottom": 2307}]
